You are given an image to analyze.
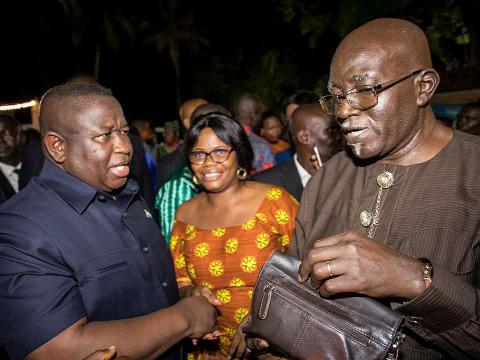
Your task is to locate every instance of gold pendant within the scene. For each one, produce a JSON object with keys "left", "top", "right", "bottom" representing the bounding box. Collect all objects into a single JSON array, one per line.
[{"left": 377, "top": 171, "right": 394, "bottom": 189}]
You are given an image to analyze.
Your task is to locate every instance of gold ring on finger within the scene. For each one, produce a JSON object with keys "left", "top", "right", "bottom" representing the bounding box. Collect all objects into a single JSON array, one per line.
[{"left": 326, "top": 260, "right": 334, "bottom": 277}]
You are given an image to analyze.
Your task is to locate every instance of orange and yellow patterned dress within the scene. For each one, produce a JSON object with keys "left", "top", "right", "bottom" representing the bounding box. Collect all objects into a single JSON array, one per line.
[{"left": 170, "top": 187, "right": 299, "bottom": 359}]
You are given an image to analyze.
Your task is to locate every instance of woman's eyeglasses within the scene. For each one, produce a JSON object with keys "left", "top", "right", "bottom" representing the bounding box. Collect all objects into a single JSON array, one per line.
[{"left": 188, "top": 148, "right": 234, "bottom": 165}]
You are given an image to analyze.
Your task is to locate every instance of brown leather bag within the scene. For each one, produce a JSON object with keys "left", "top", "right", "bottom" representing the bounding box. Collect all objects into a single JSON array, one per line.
[{"left": 243, "top": 252, "right": 406, "bottom": 360}]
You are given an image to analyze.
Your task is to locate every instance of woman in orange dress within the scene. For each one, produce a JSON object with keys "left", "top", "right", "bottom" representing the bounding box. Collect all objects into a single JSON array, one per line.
[{"left": 170, "top": 112, "right": 298, "bottom": 360}]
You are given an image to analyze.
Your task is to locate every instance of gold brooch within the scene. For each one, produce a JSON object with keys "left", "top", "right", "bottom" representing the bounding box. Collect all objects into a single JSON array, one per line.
[
  {"left": 360, "top": 210, "right": 373, "bottom": 227},
  {"left": 376, "top": 171, "right": 394, "bottom": 189}
]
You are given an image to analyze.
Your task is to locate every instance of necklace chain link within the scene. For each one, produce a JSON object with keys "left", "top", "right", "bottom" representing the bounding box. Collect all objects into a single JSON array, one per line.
[{"left": 366, "top": 171, "right": 394, "bottom": 239}]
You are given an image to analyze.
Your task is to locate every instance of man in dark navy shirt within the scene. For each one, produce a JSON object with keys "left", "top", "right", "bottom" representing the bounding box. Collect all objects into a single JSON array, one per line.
[{"left": 0, "top": 84, "right": 217, "bottom": 360}]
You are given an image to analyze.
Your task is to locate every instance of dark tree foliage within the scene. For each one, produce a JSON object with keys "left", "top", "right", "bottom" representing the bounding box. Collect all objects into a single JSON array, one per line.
[{"left": 0, "top": 0, "right": 477, "bottom": 124}]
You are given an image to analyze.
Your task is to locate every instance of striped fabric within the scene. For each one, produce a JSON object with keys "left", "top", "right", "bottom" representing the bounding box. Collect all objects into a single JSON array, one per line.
[
  {"left": 155, "top": 166, "right": 199, "bottom": 243},
  {"left": 290, "top": 131, "right": 480, "bottom": 359}
]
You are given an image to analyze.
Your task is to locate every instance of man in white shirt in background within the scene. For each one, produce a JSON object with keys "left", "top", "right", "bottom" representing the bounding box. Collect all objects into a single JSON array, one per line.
[
  {"left": 0, "top": 114, "right": 22, "bottom": 203},
  {"left": 254, "top": 103, "right": 341, "bottom": 201}
]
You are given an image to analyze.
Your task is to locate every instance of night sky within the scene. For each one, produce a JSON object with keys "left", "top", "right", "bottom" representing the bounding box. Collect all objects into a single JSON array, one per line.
[{"left": 0, "top": 0, "right": 473, "bottom": 126}]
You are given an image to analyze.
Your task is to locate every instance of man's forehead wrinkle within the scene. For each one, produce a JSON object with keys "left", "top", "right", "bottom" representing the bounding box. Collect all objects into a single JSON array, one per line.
[
  {"left": 329, "top": 34, "right": 390, "bottom": 92},
  {"left": 331, "top": 45, "right": 390, "bottom": 89},
  {"left": 75, "top": 97, "right": 123, "bottom": 124}
]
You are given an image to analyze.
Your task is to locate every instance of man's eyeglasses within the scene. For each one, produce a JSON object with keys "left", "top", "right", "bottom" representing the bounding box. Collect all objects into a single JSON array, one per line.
[
  {"left": 188, "top": 148, "right": 234, "bottom": 165},
  {"left": 320, "top": 70, "right": 423, "bottom": 116}
]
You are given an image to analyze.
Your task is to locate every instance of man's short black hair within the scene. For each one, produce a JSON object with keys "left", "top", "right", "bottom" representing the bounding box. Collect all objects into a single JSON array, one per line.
[
  {"left": 39, "top": 83, "right": 113, "bottom": 135},
  {"left": 185, "top": 112, "right": 254, "bottom": 174},
  {"left": 40, "top": 83, "right": 112, "bottom": 105}
]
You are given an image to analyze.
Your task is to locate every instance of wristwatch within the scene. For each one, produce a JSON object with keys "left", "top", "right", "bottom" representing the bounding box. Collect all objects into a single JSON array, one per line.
[{"left": 419, "top": 258, "right": 433, "bottom": 288}]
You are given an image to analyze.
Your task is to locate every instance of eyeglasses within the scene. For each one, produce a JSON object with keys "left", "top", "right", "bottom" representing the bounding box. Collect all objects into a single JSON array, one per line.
[
  {"left": 320, "top": 70, "right": 423, "bottom": 116},
  {"left": 188, "top": 148, "right": 234, "bottom": 165}
]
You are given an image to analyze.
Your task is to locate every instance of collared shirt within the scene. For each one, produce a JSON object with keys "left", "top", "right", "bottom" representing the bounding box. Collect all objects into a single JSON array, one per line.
[
  {"left": 243, "top": 125, "right": 276, "bottom": 173},
  {"left": 0, "top": 160, "right": 180, "bottom": 360},
  {"left": 293, "top": 154, "right": 311, "bottom": 187},
  {"left": 0, "top": 161, "right": 21, "bottom": 192}
]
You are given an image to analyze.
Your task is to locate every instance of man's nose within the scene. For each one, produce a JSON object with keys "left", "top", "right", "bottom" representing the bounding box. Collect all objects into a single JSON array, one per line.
[
  {"left": 336, "top": 100, "right": 361, "bottom": 123},
  {"left": 113, "top": 132, "right": 132, "bottom": 154}
]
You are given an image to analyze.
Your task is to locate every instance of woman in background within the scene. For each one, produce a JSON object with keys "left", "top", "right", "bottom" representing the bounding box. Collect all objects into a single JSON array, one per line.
[
  {"left": 170, "top": 112, "right": 298, "bottom": 359},
  {"left": 257, "top": 112, "right": 292, "bottom": 165}
]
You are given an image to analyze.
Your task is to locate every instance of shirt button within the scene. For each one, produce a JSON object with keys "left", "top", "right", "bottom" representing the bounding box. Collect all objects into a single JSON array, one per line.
[
  {"left": 142, "top": 246, "right": 149, "bottom": 253},
  {"left": 123, "top": 213, "right": 128, "bottom": 219},
  {"left": 162, "top": 281, "right": 168, "bottom": 288},
  {"left": 97, "top": 195, "right": 106, "bottom": 202}
]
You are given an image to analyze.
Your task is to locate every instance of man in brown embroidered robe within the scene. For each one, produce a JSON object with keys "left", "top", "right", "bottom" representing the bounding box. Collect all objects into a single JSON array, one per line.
[{"left": 290, "top": 18, "right": 480, "bottom": 359}]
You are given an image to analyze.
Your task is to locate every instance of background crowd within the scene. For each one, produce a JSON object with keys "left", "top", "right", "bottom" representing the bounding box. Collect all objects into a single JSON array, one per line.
[{"left": 0, "top": 4, "right": 479, "bottom": 360}]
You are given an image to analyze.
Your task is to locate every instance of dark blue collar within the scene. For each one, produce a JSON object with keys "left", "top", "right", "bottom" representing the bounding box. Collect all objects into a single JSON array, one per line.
[{"left": 38, "top": 159, "right": 138, "bottom": 214}]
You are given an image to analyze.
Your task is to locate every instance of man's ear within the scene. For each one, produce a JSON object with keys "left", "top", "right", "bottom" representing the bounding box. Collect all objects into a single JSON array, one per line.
[
  {"left": 44, "top": 131, "right": 66, "bottom": 164},
  {"left": 296, "top": 128, "right": 311, "bottom": 145},
  {"left": 416, "top": 69, "right": 440, "bottom": 107}
]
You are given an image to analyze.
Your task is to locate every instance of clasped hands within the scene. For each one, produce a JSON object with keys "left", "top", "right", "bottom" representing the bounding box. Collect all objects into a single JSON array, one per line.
[{"left": 182, "top": 284, "right": 251, "bottom": 359}]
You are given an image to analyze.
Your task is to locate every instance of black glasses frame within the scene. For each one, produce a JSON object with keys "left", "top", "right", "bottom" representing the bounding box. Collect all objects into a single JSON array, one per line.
[{"left": 188, "top": 148, "right": 234, "bottom": 165}]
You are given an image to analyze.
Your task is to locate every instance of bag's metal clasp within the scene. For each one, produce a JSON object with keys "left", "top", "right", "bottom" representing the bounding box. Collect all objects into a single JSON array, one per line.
[
  {"left": 385, "top": 332, "right": 406, "bottom": 360},
  {"left": 259, "top": 284, "right": 274, "bottom": 319}
]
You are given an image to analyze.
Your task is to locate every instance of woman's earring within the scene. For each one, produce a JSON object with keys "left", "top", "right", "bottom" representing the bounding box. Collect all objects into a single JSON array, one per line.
[
  {"left": 236, "top": 168, "right": 248, "bottom": 180},
  {"left": 192, "top": 175, "right": 200, "bottom": 185}
]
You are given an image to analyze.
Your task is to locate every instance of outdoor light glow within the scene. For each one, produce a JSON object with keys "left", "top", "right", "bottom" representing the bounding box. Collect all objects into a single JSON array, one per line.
[{"left": 0, "top": 100, "right": 37, "bottom": 111}]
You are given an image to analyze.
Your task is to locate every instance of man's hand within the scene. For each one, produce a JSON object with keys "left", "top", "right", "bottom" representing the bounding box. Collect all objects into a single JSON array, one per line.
[
  {"left": 175, "top": 296, "right": 218, "bottom": 338},
  {"left": 245, "top": 337, "right": 269, "bottom": 353},
  {"left": 227, "top": 317, "right": 249, "bottom": 359},
  {"left": 244, "top": 338, "right": 288, "bottom": 359},
  {"left": 298, "top": 231, "right": 426, "bottom": 300},
  {"left": 180, "top": 285, "right": 222, "bottom": 306},
  {"left": 310, "top": 153, "right": 321, "bottom": 172},
  {"left": 179, "top": 285, "right": 223, "bottom": 343},
  {"left": 82, "top": 346, "right": 131, "bottom": 360}
]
